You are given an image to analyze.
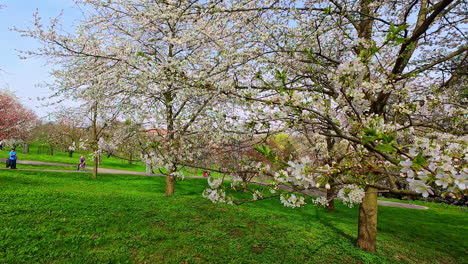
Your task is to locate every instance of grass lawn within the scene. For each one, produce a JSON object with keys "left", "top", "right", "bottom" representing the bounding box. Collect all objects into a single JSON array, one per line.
[
  {"left": 3, "top": 142, "right": 147, "bottom": 172},
  {"left": 3, "top": 143, "right": 221, "bottom": 177},
  {"left": 8, "top": 164, "right": 75, "bottom": 171},
  {"left": 0, "top": 170, "right": 466, "bottom": 263}
]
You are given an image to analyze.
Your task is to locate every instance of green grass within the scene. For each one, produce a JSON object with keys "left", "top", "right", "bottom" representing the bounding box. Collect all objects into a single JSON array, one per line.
[
  {"left": 5, "top": 142, "right": 147, "bottom": 172},
  {"left": 4, "top": 142, "right": 225, "bottom": 177},
  {"left": 10, "top": 164, "right": 75, "bottom": 171},
  {"left": 0, "top": 170, "right": 466, "bottom": 263}
]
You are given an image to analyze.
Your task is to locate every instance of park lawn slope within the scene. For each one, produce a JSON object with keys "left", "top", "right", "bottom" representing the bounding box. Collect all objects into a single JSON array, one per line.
[
  {"left": 8, "top": 142, "right": 214, "bottom": 176},
  {"left": 0, "top": 170, "right": 466, "bottom": 263},
  {"left": 7, "top": 142, "right": 147, "bottom": 172}
]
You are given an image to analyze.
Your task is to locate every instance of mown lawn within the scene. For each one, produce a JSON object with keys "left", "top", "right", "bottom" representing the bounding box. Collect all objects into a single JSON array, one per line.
[
  {"left": 4, "top": 164, "right": 75, "bottom": 171},
  {"left": 0, "top": 170, "right": 466, "bottom": 264},
  {"left": 3, "top": 142, "right": 147, "bottom": 172},
  {"left": 3, "top": 143, "right": 218, "bottom": 177}
]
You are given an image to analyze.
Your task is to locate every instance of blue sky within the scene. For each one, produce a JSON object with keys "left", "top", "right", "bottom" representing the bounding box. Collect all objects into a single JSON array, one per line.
[{"left": 0, "top": 0, "right": 82, "bottom": 118}]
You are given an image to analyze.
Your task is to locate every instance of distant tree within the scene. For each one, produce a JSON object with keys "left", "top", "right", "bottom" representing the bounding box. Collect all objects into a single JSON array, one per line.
[
  {"left": 53, "top": 112, "right": 87, "bottom": 157},
  {"left": 31, "top": 121, "right": 60, "bottom": 155},
  {"left": 0, "top": 90, "right": 37, "bottom": 141},
  {"left": 33, "top": 110, "right": 88, "bottom": 157}
]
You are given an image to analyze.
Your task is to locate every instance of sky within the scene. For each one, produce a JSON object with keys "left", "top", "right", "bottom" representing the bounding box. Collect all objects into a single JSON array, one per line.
[{"left": 0, "top": 0, "right": 82, "bottom": 118}]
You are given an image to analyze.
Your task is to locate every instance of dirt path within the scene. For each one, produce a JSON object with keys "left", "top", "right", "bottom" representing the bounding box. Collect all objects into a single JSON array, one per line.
[
  {"left": 1, "top": 159, "right": 75, "bottom": 167},
  {"left": 0, "top": 158, "right": 162, "bottom": 176},
  {"left": 1, "top": 159, "right": 428, "bottom": 209}
]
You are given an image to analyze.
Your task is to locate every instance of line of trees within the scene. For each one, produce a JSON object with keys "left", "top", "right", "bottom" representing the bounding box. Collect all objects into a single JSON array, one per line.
[{"left": 15, "top": 0, "right": 467, "bottom": 252}]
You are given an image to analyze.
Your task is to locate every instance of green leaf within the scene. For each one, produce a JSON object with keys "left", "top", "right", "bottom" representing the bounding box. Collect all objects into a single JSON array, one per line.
[
  {"left": 412, "top": 152, "right": 427, "bottom": 167},
  {"left": 323, "top": 6, "right": 332, "bottom": 15},
  {"left": 374, "top": 143, "right": 395, "bottom": 153},
  {"left": 254, "top": 145, "right": 277, "bottom": 163}
]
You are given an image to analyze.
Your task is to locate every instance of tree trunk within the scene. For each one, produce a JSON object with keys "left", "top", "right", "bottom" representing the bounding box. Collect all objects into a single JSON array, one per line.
[
  {"left": 326, "top": 185, "right": 335, "bottom": 212},
  {"left": 128, "top": 153, "right": 133, "bottom": 165},
  {"left": 90, "top": 101, "right": 99, "bottom": 179},
  {"left": 68, "top": 150, "right": 73, "bottom": 157},
  {"left": 146, "top": 162, "right": 152, "bottom": 173},
  {"left": 165, "top": 175, "right": 175, "bottom": 195},
  {"left": 356, "top": 186, "right": 378, "bottom": 252},
  {"left": 22, "top": 142, "right": 29, "bottom": 154},
  {"left": 92, "top": 155, "right": 98, "bottom": 179}
]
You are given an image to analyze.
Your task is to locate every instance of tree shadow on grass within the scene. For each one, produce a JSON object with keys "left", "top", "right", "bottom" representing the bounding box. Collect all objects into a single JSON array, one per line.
[{"left": 314, "top": 206, "right": 357, "bottom": 245}]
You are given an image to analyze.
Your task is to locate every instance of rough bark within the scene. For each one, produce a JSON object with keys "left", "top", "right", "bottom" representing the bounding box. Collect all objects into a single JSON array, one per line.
[
  {"left": 165, "top": 175, "right": 175, "bottom": 195},
  {"left": 91, "top": 101, "right": 99, "bottom": 179},
  {"left": 356, "top": 186, "right": 378, "bottom": 251},
  {"left": 326, "top": 185, "right": 335, "bottom": 212},
  {"left": 92, "top": 156, "right": 98, "bottom": 179},
  {"left": 163, "top": 41, "right": 176, "bottom": 196}
]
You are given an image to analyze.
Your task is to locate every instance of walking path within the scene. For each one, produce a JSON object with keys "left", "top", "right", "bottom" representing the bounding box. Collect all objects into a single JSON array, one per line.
[
  {"left": 0, "top": 159, "right": 164, "bottom": 176},
  {"left": 1, "top": 159, "right": 429, "bottom": 210}
]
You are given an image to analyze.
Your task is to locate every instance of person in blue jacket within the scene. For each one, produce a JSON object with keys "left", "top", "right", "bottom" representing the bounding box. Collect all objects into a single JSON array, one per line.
[{"left": 9, "top": 148, "right": 17, "bottom": 169}]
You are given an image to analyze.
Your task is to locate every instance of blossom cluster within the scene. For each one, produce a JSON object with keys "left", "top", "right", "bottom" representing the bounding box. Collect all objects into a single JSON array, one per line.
[
  {"left": 272, "top": 156, "right": 319, "bottom": 188},
  {"left": 399, "top": 134, "right": 467, "bottom": 197},
  {"left": 279, "top": 194, "right": 306, "bottom": 208},
  {"left": 202, "top": 176, "right": 234, "bottom": 204},
  {"left": 337, "top": 185, "right": 366, "bottom": 208},
  {"left": 312, "top": 196, "right": 329, "bottom": 207},
  {"left": 202, "top": 188, "right": 229, "bottom": 204}
]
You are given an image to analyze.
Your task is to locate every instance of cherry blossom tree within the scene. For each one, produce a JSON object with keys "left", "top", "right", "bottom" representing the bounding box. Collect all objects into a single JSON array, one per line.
[
  {"left": 16, "top": 0, "right": 231, "bottom": 191},
  {"left": 0, "top": 90, "right": 37, "bottom": 141},
  {"left": 14, "top": 0, "right": 467, "bottom": 252},
  {"left": 202, "top": 0, "right": 467, "bottom": 252}
]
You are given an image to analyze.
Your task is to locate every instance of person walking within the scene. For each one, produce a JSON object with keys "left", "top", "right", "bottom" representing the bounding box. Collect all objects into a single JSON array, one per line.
[{"left": 9, "top": 148, "right": 17, "bottom": 169}]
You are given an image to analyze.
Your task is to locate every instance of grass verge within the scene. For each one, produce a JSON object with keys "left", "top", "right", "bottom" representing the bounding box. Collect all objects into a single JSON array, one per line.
[{"left": 0, "top": 170, "right": 466, "bottom": 263}]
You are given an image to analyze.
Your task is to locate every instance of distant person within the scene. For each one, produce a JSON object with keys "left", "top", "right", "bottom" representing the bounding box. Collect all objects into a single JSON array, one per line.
[
  {"left": 9, "top": 148, "right": 17, "bottom": 169},
  {"left": 77, "top": 156, "right": 86, "bottom": 171},
  {"left": 203, "top": 171, "right": 210, "bottom": 177},
  {"left": 0, "top": 140, "right": 3, "bottom": 151}
]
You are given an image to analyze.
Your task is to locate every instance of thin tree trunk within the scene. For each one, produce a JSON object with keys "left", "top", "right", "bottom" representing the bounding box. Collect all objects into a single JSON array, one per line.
[
  {"left": 242, "top": 180, "right": 248, "bottom": 191},
  {"left": 164, "top": 41, "right": 176, "bottom": 196},
  {"left": 91, "top": 101, "right": 99, "bottom": 179},
  {"left": 22, "top": 142, "right": 29, "bottom": 154},
  {"left": 326, "top": 185, "right": 335, "bottom": 212},
  {"left": 92, "top": 156, "right": 98, "bottom": 179},
  {"left": 68, "top": 150, "right": 73, "bottom": 157},
  {"left": 165, "top": 175, "right": 175, "bottom": 195},
  {"left": 356, "top": 186, "right": 378, "bottom": 252}
]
